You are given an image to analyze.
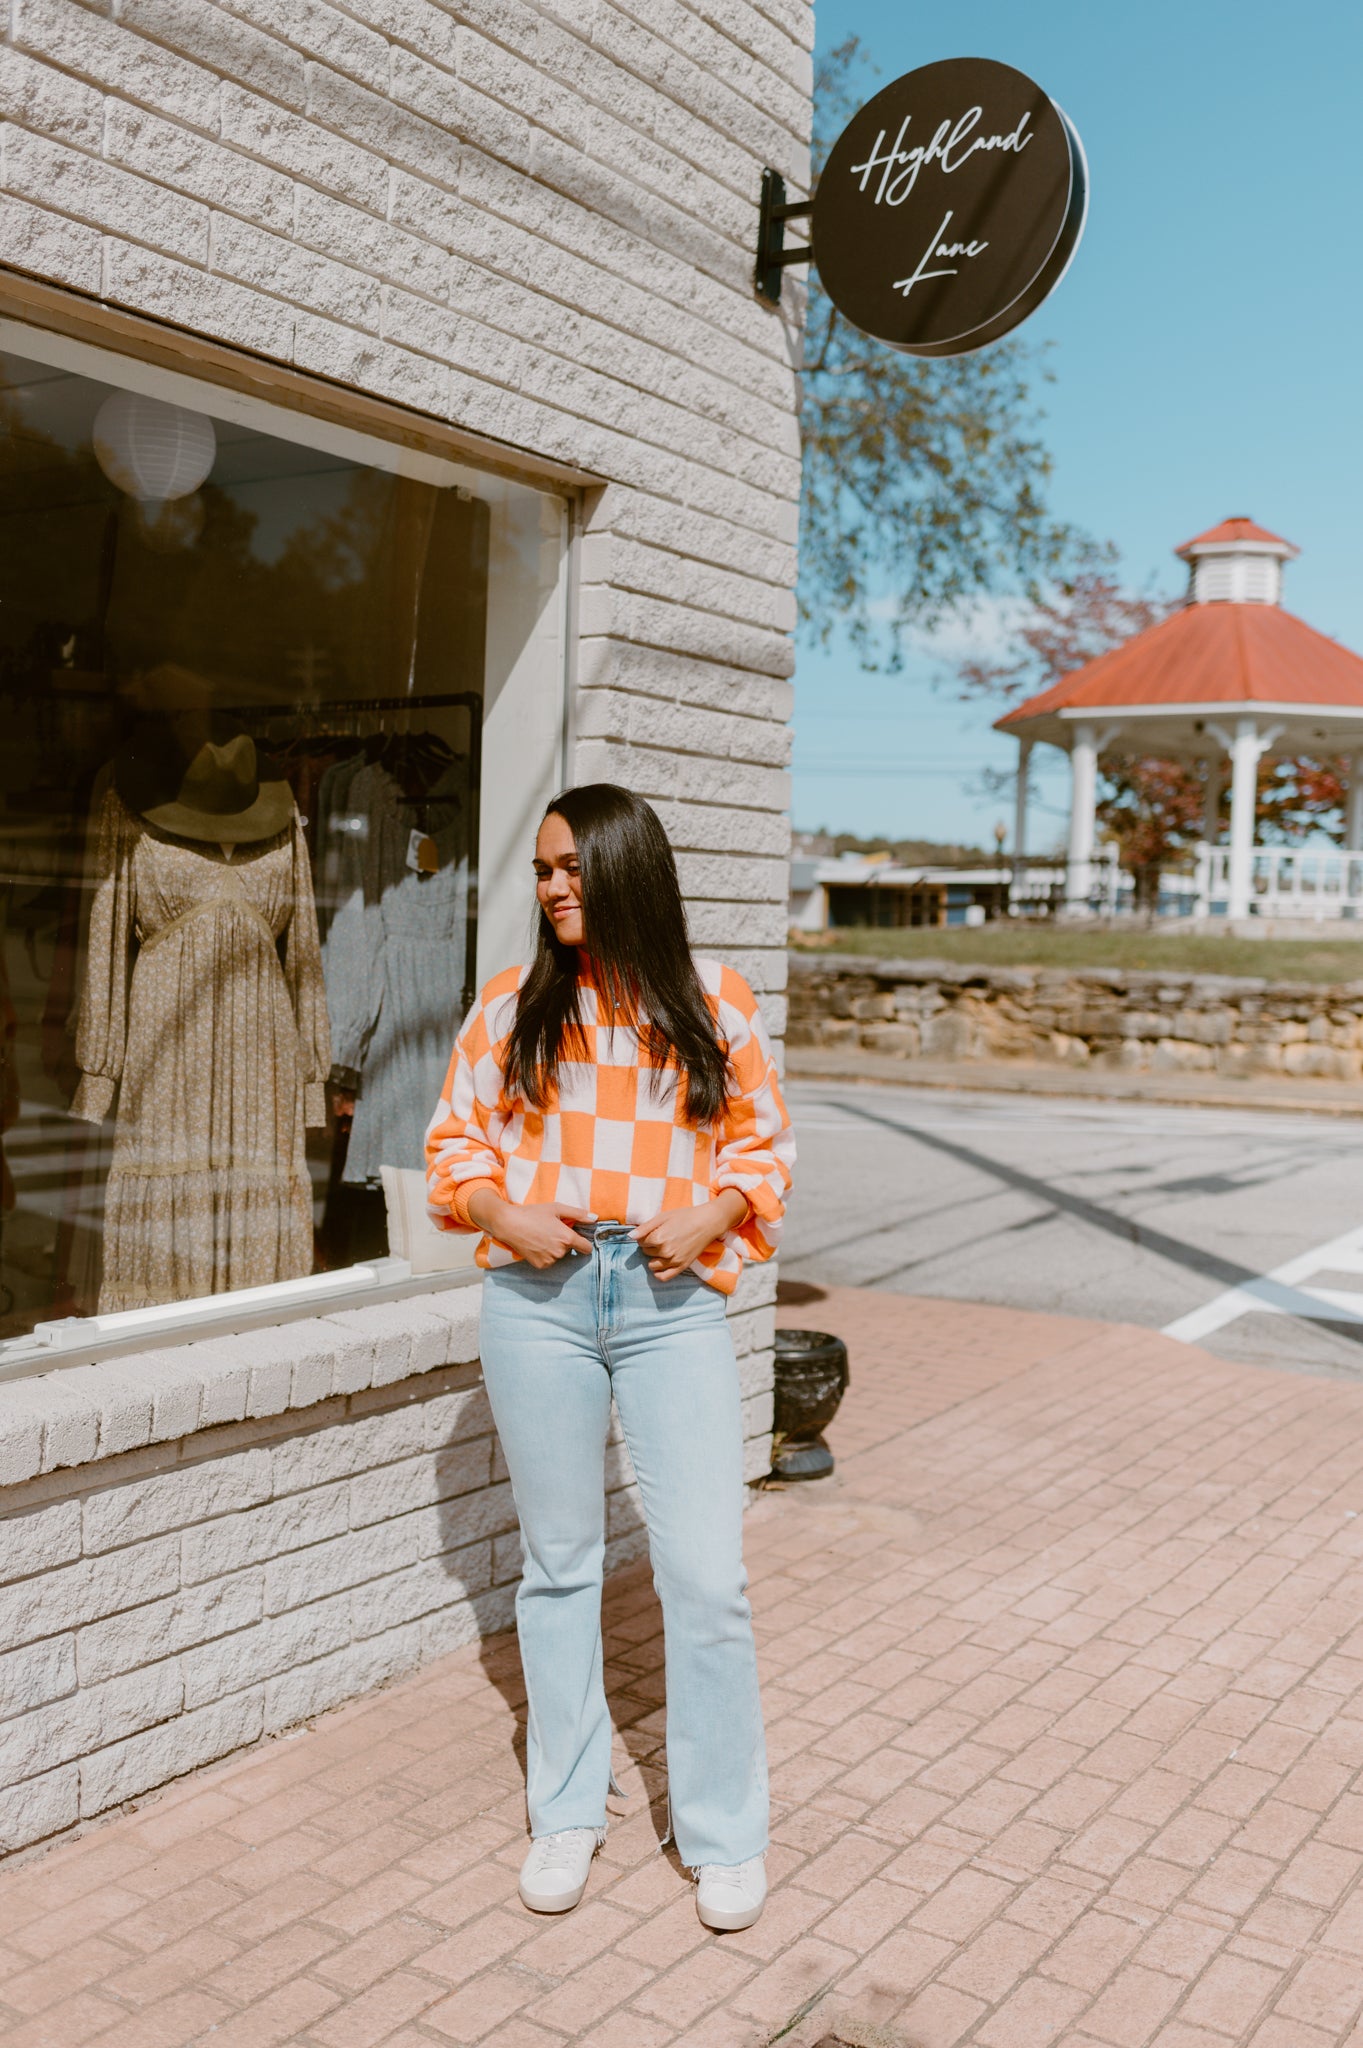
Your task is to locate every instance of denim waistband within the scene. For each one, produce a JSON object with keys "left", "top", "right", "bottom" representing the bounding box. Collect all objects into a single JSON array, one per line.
[{"left": 576, "top": 1219, "right": 635, "bottom": 1241}]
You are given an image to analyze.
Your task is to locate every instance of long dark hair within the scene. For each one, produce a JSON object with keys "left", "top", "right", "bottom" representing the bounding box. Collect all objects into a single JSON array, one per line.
[{"left": 503, "top": 784, "right": 730, "bottom": 1126}]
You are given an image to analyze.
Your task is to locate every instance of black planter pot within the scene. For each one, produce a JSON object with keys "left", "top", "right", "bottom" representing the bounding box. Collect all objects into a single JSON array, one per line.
[{"left": 771, "top": 1327, "right": 850, "bottom": 1481}]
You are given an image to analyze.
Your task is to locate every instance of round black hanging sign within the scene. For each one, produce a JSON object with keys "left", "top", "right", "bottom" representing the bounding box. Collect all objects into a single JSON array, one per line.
[{"left": 811, "top": 57, "right": 1087, "bottom": 357}]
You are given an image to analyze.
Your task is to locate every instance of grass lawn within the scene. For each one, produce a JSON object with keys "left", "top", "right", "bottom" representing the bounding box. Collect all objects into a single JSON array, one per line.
[{"left": 792, "top": 924, "right": 1363, "bottom": 984}]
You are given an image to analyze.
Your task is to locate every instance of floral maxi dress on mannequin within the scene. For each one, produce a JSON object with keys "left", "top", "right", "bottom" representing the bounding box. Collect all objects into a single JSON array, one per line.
[{"left": 72, "top": 789, "right": 332, "bottom": 1312}]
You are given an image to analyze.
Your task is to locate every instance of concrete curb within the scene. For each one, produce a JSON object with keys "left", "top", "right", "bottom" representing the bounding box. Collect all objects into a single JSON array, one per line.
[{"left": 786, "top": 1046, "right": 1363, "bottom": 1118}]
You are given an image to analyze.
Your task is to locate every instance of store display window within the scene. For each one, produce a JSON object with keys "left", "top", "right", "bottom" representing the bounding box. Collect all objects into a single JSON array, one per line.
[{"left": 0, "top": 328, "right": 564, "bottom": 1364}]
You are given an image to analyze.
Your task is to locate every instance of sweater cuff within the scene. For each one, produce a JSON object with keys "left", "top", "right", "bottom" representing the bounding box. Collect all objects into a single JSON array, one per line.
[
  {"left": 71, "top": 1073, "right": 116, "bottom": 1123},
  {"left": 715, "top": 1177, "right": 783, "bottom": 1224},
  {"left": 452, "top": 1176, "right": 502, "bottom": 1229}
]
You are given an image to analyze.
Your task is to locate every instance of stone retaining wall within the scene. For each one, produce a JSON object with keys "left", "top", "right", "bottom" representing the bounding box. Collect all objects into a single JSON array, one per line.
[
  {"left": 0, "top": 1274, "right": 775, "bottom": 1858},
  {"left": 789, "top": 952, "right": 1363, "bottom": 1079}
]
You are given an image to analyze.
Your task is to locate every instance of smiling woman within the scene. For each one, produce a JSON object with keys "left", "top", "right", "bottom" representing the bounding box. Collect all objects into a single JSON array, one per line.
[
  {"left": 424, "top": 782, "right": 795, "bottom": 1928},
  {"left": 429, "top": 784, "right": 789, "bottom": 1289}
]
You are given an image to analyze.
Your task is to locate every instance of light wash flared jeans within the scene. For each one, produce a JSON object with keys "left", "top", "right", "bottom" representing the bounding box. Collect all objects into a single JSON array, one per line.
[{"left": 479, "top": 1222, "right": 769, "bottom": 1869}]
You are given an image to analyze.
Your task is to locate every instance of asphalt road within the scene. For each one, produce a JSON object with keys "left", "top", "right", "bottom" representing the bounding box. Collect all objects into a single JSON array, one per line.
[{"left": 781, "top": 1077, "right": 1363, "bottom": 1378}]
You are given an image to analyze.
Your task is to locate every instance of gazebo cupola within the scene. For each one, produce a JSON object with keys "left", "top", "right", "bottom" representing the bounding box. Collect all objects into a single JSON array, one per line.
[
  {"left": 1176, "top": 516, "right": 1300, "bottom": 607},
  {"left": 996, "top": 518, "right": 1363, "bottom": 921}
]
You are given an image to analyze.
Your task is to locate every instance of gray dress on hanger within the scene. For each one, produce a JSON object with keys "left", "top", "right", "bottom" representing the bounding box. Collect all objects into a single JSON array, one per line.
[{"left": 320, "top": 758, "right": 469, "bottom": 1185}]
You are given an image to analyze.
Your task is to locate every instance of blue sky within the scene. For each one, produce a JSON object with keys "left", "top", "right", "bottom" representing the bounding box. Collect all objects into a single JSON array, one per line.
[{"left": 793, "top": 0, "right": 1363, "bottom": 849}]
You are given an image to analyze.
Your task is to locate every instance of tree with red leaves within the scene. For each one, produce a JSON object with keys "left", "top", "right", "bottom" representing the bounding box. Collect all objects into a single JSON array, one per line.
[
  {"left": 1258, "top": 755, "right": 1348, "bottom": 843},
  {"left": 954, "top": 541, "right": 1173, "bottom": 705},
  {"left": 1097, "top": 758, "right": 1207, "bottom": 908}
]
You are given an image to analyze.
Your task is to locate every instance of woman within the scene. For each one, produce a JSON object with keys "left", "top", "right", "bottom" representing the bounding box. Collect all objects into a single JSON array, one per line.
[{"left": 426, "top": 783, "right": 794, "bottom": 1932}]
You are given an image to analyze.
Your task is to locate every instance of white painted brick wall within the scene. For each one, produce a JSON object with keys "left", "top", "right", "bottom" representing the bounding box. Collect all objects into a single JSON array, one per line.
[
  {"left": 0, "top": 0, "right": 807, "bottom": 1855},
  {"left": 0, "top": 1270, "right": 777, "bottom": 1856}
]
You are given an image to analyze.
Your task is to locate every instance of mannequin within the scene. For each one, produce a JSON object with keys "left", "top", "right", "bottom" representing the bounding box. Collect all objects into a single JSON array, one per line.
[{"left": 73, "top": 722, "right": 331, "bottom": 1312}]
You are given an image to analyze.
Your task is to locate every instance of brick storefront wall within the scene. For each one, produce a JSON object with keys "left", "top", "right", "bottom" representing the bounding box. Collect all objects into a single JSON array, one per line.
[{"left": 0, "top": 0, "right": 810, "bottom": 1855}]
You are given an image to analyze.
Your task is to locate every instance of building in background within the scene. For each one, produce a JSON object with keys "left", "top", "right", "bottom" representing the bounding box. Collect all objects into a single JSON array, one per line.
[
  {"left": 790, "top": 851, "right": 1011, "bottom": 932},
  {"left": 0, "top": 3, "right": 810, "bottom": 1854}
]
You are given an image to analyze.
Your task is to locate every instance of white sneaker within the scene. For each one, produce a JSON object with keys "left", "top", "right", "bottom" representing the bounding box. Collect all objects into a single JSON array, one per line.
[
  {"left": 695, "top": 1854, "right": 767, "bottom": 1931},
  {"left": 518, "top": 1828, "right": 602, "bottom": 1913}
]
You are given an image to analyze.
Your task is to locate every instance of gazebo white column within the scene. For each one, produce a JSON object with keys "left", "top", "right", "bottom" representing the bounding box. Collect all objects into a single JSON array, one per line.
[
  {"left": 1218, "top": 717, "right": 1282, "bottom": 920},
  {"left": 1226, "top": 720, "right": 1258, "bottom": 919},
  {"left": 1065, "top": 723, "right": 1118, "bottom": 911},
  {"left": 1065, "top": 723, "right": 1098, "bottom": 908},
  {"left": 1347, "top": 754, "right": 1363, "bottom": 848},
  {"left": 1014, "top": 739, "right": 1032, "bottom": 858}
]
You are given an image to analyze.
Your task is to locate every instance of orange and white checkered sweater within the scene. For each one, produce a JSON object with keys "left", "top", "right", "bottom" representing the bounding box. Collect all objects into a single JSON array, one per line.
[{"left": 425, "top": 958, "right": 795, "bottom": 1294}]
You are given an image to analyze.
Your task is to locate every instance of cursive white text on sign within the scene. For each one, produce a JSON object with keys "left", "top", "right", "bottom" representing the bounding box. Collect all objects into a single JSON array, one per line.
[
  {"left": 850, "top": 106, "right": 1033, "bottom": 207},
  {"left": 893, "top": 210, "right": 988, "bottom": 299}
]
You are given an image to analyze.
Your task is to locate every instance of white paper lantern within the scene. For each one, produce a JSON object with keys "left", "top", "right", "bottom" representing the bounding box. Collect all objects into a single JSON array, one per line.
[{"left": 92, "top": 391, "right": 216, "bottom": 503}]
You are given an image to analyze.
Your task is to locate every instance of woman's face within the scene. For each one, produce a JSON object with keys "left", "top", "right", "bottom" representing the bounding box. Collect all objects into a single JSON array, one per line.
[{"left": 533, "top": 812, "right": 585, "bottom": 948}]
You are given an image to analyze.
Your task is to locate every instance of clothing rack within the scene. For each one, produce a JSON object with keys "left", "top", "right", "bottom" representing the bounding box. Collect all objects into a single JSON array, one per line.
[
  {"left": 217, "top": 690, "right": 482, "bottom": 730},
  {"left": 214, "top": 690, "right": 482, "bottom": 858},
  {"left": 223, "top": 690, "right": 483, "bottom": 1014}
]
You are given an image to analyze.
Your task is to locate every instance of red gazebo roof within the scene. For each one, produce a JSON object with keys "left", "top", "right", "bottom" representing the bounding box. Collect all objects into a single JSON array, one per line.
[
  {"left": 1175, "top": 517, "right": 1299, "bottom": 558},
  {"left": 997, "top": 602, "right": 1363, "bottom": 730}
]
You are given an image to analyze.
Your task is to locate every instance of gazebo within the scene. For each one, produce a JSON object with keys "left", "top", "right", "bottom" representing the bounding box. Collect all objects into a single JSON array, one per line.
[{"left": 997, "top": 520, "right": 1363, "bottom": 919}]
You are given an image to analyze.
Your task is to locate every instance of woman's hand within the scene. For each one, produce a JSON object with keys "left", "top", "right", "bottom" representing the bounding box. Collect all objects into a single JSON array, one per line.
[
  {"left": 632, "top": 1190, "right": 749, "bottom": 1281},
  {"left": 466, "top": 1189, "right": 594, "bottom": 1268}
]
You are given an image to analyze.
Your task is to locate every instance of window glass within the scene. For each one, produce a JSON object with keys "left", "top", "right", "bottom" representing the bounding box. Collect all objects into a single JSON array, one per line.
[{"left": 0, "top": 339, "right": 497, "bottom": 1348}]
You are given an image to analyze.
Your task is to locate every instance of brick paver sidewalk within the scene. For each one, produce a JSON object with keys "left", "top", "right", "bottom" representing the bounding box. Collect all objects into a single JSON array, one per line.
[{"left": 5, "top": 1288, "right": 1363, "bottom": 2047}]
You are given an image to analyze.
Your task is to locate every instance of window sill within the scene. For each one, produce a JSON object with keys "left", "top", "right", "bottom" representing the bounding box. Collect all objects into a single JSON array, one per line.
[
  {"left": 0, "top": 1276, "right": 486, "bottom": 1489},
  {"left": 0, "top": 1258, "right": 479, "bottom": 1383}
]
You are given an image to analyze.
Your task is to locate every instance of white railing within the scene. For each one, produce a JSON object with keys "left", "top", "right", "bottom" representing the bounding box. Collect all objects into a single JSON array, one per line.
[
  {"left": 1009, "top": 846, "right": 1124, "bottom": 917},
  {"left": 1194, "top": 844, "right": 1363, "bottom": 920}
]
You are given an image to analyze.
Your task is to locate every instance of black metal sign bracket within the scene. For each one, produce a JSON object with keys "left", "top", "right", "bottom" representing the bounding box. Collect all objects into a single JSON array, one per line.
[{"left": 754, "top": 168, "right": 813, "bottom": 304}]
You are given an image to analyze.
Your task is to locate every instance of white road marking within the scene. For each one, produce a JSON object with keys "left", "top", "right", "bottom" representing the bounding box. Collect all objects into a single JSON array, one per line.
[{"left": 1162, "top": 1222, "right": 1363, "bottom": 1343}]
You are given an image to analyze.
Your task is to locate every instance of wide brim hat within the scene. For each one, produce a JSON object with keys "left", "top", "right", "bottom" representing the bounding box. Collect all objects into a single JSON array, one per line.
[{"left": 115, "top": 718, "right": 292, "bottom": 844}]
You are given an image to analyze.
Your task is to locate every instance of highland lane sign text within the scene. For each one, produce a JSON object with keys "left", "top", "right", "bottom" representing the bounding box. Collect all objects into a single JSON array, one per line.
[{"left": 761, "top": 57, "right": 1088, "bottom": 358}]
